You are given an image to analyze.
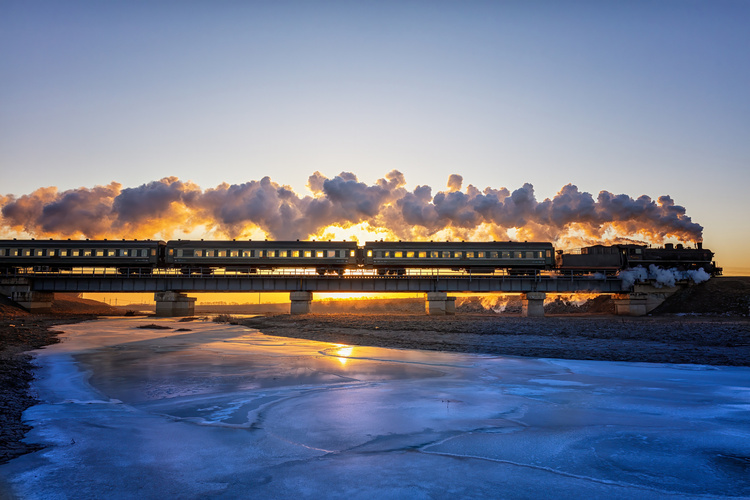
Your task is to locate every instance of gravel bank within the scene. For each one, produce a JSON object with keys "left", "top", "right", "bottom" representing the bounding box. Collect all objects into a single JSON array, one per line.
[{"left": 241, "top": 313, "right": 750, "bottom": 367}]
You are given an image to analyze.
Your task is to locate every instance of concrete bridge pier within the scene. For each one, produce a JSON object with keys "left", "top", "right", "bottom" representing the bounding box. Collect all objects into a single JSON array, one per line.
[
  {"left": 521, "top": 292, "right": 546, "bottom": 317},
  {"left": 426, "top": 292, "right": 456, "bottom": 315},
  {"left": 614, "top": 283, "right": 682, "bottom": 316},
  {"left": 12, "top": 291, "right": 54, "bottom": 312},
  {"left": 1, "top": 279, "right": 53, "bottom": 312},
  {"left": 290, "top": 291, "right": 313, "bottom": 315},
  {"left": 154, "top": 291, "right": 196, "bottom": 317},
  {"left": 613, "top": 294, "right": 648, "bottom": 316}
]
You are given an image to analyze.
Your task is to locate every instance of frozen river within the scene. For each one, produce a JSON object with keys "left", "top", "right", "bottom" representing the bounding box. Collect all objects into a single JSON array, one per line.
[{"left": 1, "top": 317, "right": 749, "bottom": 499}]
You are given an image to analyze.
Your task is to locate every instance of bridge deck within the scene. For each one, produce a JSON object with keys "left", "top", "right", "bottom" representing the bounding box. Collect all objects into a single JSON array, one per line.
[{"left": 19, "top": 274, "right": 626, "bottom": 294}]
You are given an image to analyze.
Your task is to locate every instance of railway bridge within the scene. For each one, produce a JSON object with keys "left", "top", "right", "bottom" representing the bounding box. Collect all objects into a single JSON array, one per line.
[{"left": 0, "top": 269, "right": 674, "bottom": 317}]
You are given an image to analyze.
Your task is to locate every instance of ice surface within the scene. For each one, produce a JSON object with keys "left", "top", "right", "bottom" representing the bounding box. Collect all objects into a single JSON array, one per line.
[{"left": 1, "top": 317, "right": 749, "bottom": 499}]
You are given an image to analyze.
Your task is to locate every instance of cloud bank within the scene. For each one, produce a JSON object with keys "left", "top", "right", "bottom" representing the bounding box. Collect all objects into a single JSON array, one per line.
[{"left": 0, "top": 171, "right": 703, "bottom": 247}]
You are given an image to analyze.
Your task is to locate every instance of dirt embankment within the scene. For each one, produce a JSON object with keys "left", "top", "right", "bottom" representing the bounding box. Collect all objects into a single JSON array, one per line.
[{"left": 651, "top": 277, "right": 750, "bottom": 316}]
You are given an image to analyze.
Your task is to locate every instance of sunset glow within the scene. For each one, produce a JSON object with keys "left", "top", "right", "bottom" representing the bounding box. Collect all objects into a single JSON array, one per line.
[{"left": 1, "top": 2, "right": 746, "bottom": 275}]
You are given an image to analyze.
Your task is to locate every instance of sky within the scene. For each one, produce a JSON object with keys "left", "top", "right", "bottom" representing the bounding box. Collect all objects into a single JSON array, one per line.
[{"left": 1, "top": 0, "right": 748, "bottom": 274}]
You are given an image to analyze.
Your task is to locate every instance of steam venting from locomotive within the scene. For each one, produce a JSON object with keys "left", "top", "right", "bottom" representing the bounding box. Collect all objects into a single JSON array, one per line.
[{"left": 0, "top": 171, "right": 703, "bottom": 247}]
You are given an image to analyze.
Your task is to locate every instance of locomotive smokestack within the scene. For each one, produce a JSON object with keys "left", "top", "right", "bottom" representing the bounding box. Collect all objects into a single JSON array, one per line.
[{"left": 697, "top": 242, "right": 703, "bottom": 249}]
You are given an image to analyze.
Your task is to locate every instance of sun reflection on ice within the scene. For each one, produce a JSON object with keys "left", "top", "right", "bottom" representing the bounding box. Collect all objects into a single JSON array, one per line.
[{"left": 333, "top": 345, "right": 353, "bottom": 365}]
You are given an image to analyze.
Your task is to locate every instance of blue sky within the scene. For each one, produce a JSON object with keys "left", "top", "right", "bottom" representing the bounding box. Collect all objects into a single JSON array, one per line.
[{"left": 1, "top": 1, "right": 748, "bottom": 273}]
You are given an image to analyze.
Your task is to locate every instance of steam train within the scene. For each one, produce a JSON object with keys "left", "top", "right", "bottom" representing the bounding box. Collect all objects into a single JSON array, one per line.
[
  {"left": 555, "top": 242, "right": 721, "bottom": 275},
  {"left": 0, "top": 238, "right": 719, "bottom": 276}
]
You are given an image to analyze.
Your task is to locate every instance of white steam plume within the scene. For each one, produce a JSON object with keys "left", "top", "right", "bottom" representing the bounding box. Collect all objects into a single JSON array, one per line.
[{"left": 0, "top": 171, "right": 704, "bottom": 246}]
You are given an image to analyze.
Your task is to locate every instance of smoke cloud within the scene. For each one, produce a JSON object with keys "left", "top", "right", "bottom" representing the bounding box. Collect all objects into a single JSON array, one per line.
[
  {"left": 618, "top": 265, "right": 711, "bottom": 288},
  {"left": 0, "top": 171, "right": 703, "bottom": 248}
]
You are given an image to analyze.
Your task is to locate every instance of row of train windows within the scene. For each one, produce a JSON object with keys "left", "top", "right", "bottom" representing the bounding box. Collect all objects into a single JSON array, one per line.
[
  {"left": 375, "top": 250, "right": 547, "bottom": 259},
  {"left": 0, "top": 248, "right": 153, "bottom": 257},
  {"left": 175, "top": 249, "right": 355, "bottom": 258}
]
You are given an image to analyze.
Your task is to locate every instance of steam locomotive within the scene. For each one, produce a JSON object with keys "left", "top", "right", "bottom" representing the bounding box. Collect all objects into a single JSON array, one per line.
[
  {"left": 555, "top": 242, "right": 721, "bottom": 275},
  {"left": 0, "top": 238, "right": 719, "bottom": 276}
]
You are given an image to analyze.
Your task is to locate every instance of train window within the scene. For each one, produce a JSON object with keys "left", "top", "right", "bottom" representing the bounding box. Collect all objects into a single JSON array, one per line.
[
  {"left": 83, "top": 250, "right": 92, "bottom": 257},
  {"left": 230, "top": 250, "right": 239, "bottom": 257},
  {"left": 23, "top": 249, "right": 32, "bottom": 257},
  {"left": 466, "top": 252, "right": 474, "bottom": 258},
  {"left": 292, "top": 250, "right": 300, "bottom": 258},
  {"left": 394, "top": 251, "right": 403, "bottom": 258},
  {"left": 217, "top": 250, "right": 226, "bottom": 257},
  {"left": 94, "top": 250, "right": 102, "bottom": 257},
  {"left": 204, "top": 250, "right": 213, "bottom": 257},
  {"left": 35, "top": 249, "right": 43, "bottom": 256},
  {"left": 407, "top": 251, "right": 415, "bottom": 258},
  {"left": 106, "top": 249, "right": 114, "bottom": 256},
  {"left": 525, "top": 251, "right": 533, "bottom": 259},
  {"left": 304, "top": 250, "right": 312, "bottom": 258},
  {"left": 350, "top": 250, "right": 356, "bottom": 257},
  {"left": 546, "top": 250, "right": 551, "bottom": 258},
  {"left": 241, "top": 250, "right": 251, "bottom": 257},
  {"left": 327, "top": 250, "right": 337, "bottom": 258},
  {"left": 316, "top": 251, "right": 324, "bottom": 258},
  {"left": 367, "top": 250, "right": 373, "bottom": 257},
  {"left": 515, "top": 252, "right": 523, "bottom": 259},
  {"left": 418, "top": 251, "right": 427, "bottom": 258}
]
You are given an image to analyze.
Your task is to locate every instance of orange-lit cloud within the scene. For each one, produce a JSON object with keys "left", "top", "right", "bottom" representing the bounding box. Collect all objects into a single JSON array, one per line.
[{"left": 0, "top": 171, "right": 704, "bottom": 248}]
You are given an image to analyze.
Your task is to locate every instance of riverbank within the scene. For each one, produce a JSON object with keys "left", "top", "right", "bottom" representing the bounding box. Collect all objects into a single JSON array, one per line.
[
  {"left": 241, "top": 313, "right": 750, "bottom": 367},
  {"left": 0, "top": 294, "right": 124, "bottom": 463}
]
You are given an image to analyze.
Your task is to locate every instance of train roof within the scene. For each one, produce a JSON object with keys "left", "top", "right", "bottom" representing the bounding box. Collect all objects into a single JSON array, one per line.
[
  {"left": 0, "top": 239, "right": 164, "bottom": 245},
  {"left": 363, "top": 240, "right": 554, "bottom": 248},
  {"left": 166, "top": 240, "right": 358, "bottom": 247}
]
